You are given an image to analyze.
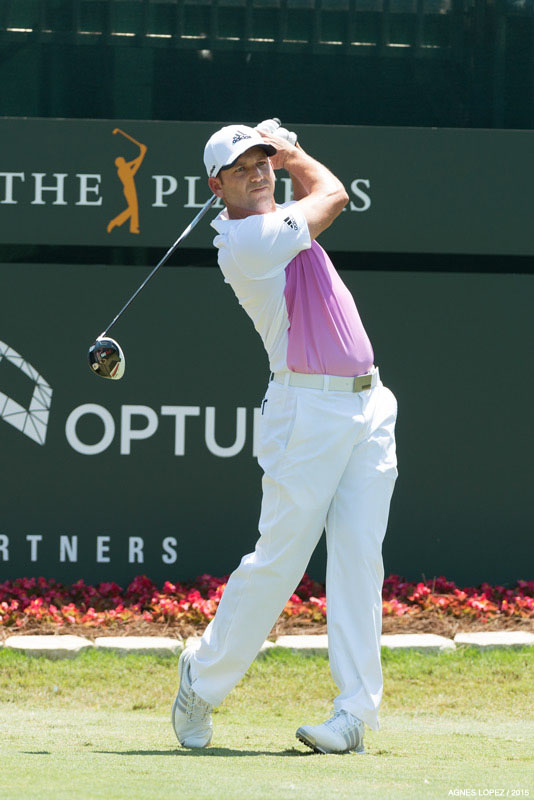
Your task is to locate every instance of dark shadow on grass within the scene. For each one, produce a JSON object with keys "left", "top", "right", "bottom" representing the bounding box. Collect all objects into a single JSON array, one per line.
[
  {"left": 22, "top": 751, "right": 51, "bottom": 755},
  {"left": 95, "top": 747, "right": 312, "bottom": 757}
]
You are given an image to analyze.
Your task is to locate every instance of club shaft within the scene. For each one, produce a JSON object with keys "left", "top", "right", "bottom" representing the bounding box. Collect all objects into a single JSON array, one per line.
[{"left": 100, "top": 194, "right": 218, "bottom": 337}]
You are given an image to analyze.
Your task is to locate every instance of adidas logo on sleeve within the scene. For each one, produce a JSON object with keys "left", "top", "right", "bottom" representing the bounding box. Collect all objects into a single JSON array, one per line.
[{"left": 284, "top": 215, "right": 299, "bottom": 231}]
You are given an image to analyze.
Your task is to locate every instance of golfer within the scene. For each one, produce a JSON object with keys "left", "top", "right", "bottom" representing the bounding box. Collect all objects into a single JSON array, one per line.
[{"left": 172, "top": 121, "right": 398, "bottom": 754}]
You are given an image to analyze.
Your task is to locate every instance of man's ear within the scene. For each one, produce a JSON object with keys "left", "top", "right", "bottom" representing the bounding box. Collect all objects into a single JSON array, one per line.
[{"left": 208, "top": 176, "right": 223, "bottom": 198}]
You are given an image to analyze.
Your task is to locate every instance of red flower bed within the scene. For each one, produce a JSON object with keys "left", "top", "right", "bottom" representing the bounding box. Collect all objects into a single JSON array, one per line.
[
  {"left": 0, "top": 573, "right": 533, "bottom": 633},
  {"left": 382, "top": 575, "right": 534, "bottom": 621}
]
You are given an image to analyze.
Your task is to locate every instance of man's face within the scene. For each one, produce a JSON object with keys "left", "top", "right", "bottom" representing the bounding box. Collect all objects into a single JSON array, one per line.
[{"left": 208, "top": 146, "right": 276, "bottom": 218}]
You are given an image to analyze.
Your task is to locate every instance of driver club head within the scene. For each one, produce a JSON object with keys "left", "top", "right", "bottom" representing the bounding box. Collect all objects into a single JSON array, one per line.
[{"left": 88, "top": 336, "right": 125, "bottom": 380}]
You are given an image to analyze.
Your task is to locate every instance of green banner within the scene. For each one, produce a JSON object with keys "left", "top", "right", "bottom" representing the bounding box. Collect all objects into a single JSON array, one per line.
[
  {"left": 1, "top": 262, "right": 532, "bottom": 585},
  {"left": 1, "top": 118, "right": 533, "bottom": 255}
]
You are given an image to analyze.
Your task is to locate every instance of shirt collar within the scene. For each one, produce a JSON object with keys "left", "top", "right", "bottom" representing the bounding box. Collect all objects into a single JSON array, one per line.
[
  {"left": 210, "top": 208, "right": 230, "bottom": 232},
  {"left": 210, "top": 202, "right": 287, "bottom": 232}
]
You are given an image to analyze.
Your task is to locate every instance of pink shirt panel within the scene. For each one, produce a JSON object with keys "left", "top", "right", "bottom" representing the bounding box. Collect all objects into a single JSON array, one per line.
[{"left": 284, "top": 241, "right": 374, "bottom": 377}]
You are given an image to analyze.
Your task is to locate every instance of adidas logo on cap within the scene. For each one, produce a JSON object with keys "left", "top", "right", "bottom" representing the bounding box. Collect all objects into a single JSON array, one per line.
[{"left": 232, "top": 131, "right": 252, "bottom": 145}]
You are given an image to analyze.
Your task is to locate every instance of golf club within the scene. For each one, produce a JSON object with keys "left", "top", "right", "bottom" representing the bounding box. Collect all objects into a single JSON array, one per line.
[{"left": 88, "top": 193, "right": 218, "bottom": 380}]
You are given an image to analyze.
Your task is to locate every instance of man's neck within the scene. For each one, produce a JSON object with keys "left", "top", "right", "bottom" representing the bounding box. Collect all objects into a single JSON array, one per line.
[{"left": 226, "top": 201, "right": 277, "bottom": 220}]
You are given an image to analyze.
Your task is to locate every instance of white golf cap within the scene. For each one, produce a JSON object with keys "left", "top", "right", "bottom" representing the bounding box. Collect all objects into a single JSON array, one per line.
[{"left": 204, "top": 124, "right": 277, "bottom": 178}]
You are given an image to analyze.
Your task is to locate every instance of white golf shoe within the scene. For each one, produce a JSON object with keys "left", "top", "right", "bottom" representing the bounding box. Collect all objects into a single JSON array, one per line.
[
  {"left": 171, "top": 648, "right": 213, "bottom": 748},
  {"left": 296, "top": 710, "right": 365, "bottom": 754}
]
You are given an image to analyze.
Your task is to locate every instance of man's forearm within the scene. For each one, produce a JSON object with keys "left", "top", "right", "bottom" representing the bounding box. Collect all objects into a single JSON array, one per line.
[
  {"left": 260, "top": 130, "right": 348, "bottom": 237},
  {"left": 283, "top": 146, "right": 346, "bottom": 204},
  {"left": 288, "top": 144, "right": 310, "bottom": 201}
]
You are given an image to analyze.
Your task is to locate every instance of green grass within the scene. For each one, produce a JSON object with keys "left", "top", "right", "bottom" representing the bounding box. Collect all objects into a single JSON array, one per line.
[{"left": 0, "top": 647, "right": 533, "bottom": 800}]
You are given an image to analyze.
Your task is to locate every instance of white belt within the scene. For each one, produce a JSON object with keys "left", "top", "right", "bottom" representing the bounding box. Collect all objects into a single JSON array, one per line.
[{"left": 272, "top": 367, "right": 379, "bottom": 393}]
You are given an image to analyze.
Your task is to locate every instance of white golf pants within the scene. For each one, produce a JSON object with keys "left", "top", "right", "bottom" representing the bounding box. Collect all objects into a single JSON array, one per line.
[{"left": 190, "top": 374, "right": 398, "bottom": 730}]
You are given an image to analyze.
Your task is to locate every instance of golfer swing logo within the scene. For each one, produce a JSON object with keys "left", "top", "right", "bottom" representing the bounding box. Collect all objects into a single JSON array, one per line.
[{"left": 106, "top": 128, "right": 147, "bottom": 235}]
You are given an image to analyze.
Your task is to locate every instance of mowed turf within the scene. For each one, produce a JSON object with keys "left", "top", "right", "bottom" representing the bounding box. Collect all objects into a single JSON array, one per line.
[{"left": 0, "top": 646, "right": 532, "bottom": 800}]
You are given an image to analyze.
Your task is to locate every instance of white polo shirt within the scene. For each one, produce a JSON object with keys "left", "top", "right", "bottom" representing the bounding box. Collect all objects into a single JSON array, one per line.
[{"left": 211, "top": 201, "right": 374, "bottom": 376}]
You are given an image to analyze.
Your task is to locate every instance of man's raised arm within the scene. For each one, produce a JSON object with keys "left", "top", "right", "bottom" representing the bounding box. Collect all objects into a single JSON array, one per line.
[{"left": 259, "top": 132, "right": 348, "bottom": 240}]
